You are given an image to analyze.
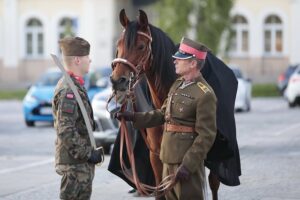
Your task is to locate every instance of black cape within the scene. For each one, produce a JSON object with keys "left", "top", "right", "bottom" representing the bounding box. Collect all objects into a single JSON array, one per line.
[
  {"left": 108, "top": 53, "right": 241, "bottom": 187},
  {"left": 202, "top": 52, "right": 241, "bottom": 186}
]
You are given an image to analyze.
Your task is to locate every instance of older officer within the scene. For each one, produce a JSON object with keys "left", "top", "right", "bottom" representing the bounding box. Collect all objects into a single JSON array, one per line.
[
  {"left": 52, "top": 37, "right": 102, "bottom": 200},
  {"left": 118, "top": 37, "right": 217, "bottom": 200}
]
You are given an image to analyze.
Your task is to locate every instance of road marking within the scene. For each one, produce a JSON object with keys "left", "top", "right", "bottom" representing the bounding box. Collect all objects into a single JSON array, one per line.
[
  {"left": 274, "top": 123, "right": 300, "bottom": 136},
  {"left": 0, "top": 158, "right": 54, "bottom": 174}
]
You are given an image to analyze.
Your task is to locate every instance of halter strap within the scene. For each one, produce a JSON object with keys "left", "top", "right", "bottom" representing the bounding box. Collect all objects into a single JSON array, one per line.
[
  {"left": 111, "top": 28, "right": 153, "bottom": 76},
  {"left": 111, "top": 58, "right": 138, "bottom": 74}
]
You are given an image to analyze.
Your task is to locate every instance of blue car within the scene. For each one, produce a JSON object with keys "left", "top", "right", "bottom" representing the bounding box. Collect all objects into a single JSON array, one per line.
[{"left": 23, "top": 67, "right": 111, "bottom": 127}]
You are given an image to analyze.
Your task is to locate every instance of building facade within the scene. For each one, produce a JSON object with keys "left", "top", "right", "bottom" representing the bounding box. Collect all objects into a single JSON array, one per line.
[
  {"left": 227, "top": 0, "right": 300, "bottom": 82},
  {"left": 0, "top": 0, "right": 299, "bottom": 85},
  {"left": 0, "top": 0, "right": 142, "bottom": 85}
]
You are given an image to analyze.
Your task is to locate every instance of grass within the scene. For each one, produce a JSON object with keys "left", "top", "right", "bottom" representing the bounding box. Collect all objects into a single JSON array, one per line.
[
  {"left": 0, "top": 83, "right": 281, "bottom": 100},
  {"left": 252, "top": 84, "right": 280, "bottom": 97},
  {"left": 0, "top": 90, "right": 27, "bottom": 100}
]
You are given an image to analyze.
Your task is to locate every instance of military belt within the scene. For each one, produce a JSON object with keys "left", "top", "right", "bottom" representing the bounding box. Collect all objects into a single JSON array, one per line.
[{"left": 164, "top": 123, "right": 195, "bottom": 133}]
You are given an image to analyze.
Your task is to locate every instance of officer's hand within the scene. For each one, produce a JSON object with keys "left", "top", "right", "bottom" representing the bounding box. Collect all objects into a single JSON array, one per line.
[
  {"left": 88, "top": 149, "right": 103, "bottom": 164},
  {"left": 175, "top": 165, "right": 190, "bottom": 182},
  {"left": 115, "top": 111, "right": 134, "bottom": 121}
]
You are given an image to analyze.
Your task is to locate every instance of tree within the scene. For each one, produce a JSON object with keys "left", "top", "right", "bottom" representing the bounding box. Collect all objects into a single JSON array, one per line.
[{"left": 154, "top": 0, "right": 234, "bottom": 53}]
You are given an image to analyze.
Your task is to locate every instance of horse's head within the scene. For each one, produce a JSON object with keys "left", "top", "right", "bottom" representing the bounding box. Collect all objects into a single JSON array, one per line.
[{"left": 110, "top": 9, "right": 152, "bottom": 93}]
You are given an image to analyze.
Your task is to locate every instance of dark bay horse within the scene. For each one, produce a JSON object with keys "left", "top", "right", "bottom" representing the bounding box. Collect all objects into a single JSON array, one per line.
[{"left": 110, "top": 9, "right": 240, "bottom": 200}]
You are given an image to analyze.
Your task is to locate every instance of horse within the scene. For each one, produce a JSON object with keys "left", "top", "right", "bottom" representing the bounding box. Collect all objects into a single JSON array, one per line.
[{"left": 110, "top": 9, "right": 240, "bottom": 200}]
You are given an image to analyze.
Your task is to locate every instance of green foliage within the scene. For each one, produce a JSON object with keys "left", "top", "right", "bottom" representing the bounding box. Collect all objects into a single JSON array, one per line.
[
  {"left": 0, "top": 90, "right": 27, "bottom": 100},
  {"left": 154, "top": 0, "right": 234, "bottom": 52},
  {"left": 252, "top": 84, "right": 280, "bottom": 97}
]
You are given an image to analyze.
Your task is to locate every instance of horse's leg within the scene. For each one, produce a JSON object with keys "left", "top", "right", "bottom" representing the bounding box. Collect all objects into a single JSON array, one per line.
[
  {"left": 146, "top": 127, "right": 165, "bottom": 200},
  {"left": 209, "top": 171, "right": 220, "bottom": 200}
]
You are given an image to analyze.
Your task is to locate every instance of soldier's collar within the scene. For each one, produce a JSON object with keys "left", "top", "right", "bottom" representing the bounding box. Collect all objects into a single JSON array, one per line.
[{"left": 67, "top": 71, "right": 85, "bottom": 86}]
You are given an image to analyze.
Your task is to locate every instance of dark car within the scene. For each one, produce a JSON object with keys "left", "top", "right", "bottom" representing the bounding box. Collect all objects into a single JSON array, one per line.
[{"left": 277, "top": 65, "right": 298, "bottom": 95}]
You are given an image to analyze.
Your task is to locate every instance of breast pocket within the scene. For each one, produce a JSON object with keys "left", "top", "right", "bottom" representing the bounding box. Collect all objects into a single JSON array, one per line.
[{"left": 172, "top": 97, "right": 194, "bottom": 119}]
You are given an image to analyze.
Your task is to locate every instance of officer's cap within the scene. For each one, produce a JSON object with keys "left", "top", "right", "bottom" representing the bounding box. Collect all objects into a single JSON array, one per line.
[
  {"left": 59, "top": 36, "right": 90, "bottom": 56},
  {"left": 173, "top": 37, "right": 208, "bottom": 60}
]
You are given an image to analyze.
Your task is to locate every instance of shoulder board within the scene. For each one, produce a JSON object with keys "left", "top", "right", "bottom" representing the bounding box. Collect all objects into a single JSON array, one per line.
[{"left": 197, "top": 82, "right": 211, "bottom": 93}]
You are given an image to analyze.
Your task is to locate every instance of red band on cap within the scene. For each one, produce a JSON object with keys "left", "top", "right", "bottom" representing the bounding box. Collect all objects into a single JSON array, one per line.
[{"left": 180, "top": 43, "right": 207, "bottom": 60}]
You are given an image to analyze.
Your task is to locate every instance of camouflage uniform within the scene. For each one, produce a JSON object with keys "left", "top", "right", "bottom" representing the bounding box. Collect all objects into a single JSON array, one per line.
[
  {"left": 133, "top": 75, "right": 217, "bottom": 200},
  {"left": 53, "top": 76, "right": 95, "bottom": 200}
]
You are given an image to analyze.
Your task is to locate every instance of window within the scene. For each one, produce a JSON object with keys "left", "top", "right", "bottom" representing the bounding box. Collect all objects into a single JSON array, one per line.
[
  {"left": 230, "top": 15, "right": 249, "bottom": 55},
  {"left": 58, "top": 17, "right": 78, "bottom": 54},
  {"left": 25, "top": 18, "right": 44, "bottom": 58},
  {"left": 58, "top": 17, "right": 77, "bottom": 39},
  {"left": 264, "top": 15, "right": 283, "bottom": 55}
]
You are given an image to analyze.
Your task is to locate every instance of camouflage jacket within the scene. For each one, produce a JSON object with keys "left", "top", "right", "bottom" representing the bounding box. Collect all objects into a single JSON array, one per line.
[
  {"left": 52, "top": 76, "right": 94, "bottom": 165},
  {"left": 134, "top": 75, "right": 217, "bottom": 173}
]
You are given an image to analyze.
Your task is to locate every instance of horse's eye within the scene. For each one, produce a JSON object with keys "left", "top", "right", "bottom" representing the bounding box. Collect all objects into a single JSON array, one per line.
[{"left": 138, "top": 44, "right": 145, "bottom": 50}]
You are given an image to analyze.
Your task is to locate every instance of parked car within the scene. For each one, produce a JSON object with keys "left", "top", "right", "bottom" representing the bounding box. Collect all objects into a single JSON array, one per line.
[
  {"left": 284, "top": 65, "right": 300, "bottom": 107},
  {"left": 277, "top": 64, "right": 298, "bottom": 95},
  {"left": 92, "top": 86, "right": 119, "bottom": 154},
  {"left": 231, "top": 67, "right": 252, "bottom": 112},
  {"left": 23, "top": 67, "right": 111, "bottom": 127}
]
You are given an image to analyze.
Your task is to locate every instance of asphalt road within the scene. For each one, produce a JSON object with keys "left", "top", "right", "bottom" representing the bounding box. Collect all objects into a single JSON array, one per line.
[{"left": 0, "top": 98, "right": 299, "bottom": 200}]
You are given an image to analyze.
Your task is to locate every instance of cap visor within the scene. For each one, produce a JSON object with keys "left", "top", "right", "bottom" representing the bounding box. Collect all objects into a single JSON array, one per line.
[{"left": 172, "top": 51, "right": 193, "bottom": 60}]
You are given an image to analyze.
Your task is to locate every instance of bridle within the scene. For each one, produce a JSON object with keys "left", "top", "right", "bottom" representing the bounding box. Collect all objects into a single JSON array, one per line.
[
  {"left": 111, "top": 27, "right": 153, "bottom": 84},
  {"left": 108, "top": 27, "right": 177, "bottom": 197}
]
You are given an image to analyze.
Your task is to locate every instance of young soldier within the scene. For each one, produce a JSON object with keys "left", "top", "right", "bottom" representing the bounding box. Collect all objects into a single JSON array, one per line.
[{"left": 52, "top": 37, "right": 102, "bottom": 200}]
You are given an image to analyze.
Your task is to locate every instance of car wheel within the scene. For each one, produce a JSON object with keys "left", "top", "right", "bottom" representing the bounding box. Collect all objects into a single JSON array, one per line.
[
  {"left": 246, "top": 99, "right": 251, "bottom": 112},
  {"left": 25, "top": 120, "right": 35, "bottom": 127},
  {"left": 103, "top": 145, "right": 111, "bottom": 155},
  {"left": 288, "top": 101, "right": 296, "bottom": 108}
]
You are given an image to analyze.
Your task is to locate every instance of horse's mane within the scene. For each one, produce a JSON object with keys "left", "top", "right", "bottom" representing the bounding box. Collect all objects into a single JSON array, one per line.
[{"left": 124, "top": 22, "right": 177, "bottom": 99}]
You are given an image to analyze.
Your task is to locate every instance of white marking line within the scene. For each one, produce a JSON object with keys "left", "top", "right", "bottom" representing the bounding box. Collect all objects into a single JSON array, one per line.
[
  {"left": 274, "top": 123, "right": 300, "bottom": 136},
  {"left": 0, "top": 158, "right": 54, "bottom": 174}
]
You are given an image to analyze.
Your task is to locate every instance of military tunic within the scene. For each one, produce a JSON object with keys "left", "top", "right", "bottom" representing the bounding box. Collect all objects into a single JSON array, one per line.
[
  {"left": 134, "top": 74, "right": 217, "bottom": 200},
  {"left": 52, "top": 76, "right": 95, "bottom": 200}
]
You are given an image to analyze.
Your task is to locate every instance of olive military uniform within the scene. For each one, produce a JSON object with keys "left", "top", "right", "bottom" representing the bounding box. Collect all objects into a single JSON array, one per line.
[
  {"left": 52, "top": 76, "right": 95, "bottom": 200},
  {"left": 133, "top": 75, "right": 217, "bottom": 200}
]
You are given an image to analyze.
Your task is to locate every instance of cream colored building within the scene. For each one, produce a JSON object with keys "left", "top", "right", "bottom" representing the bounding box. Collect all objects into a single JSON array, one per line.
[
  {"left": 0, "top": 0, "right": 299, "bottom": 85},
  {"left": 227, "top": 0, "right": 300, "bottom": 82},
  {"left": 0, "top": 0, "right": 143, "bottom": 85}
]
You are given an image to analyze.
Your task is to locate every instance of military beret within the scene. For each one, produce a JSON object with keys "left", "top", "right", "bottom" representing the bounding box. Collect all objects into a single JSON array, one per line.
[
  {"left": 173, "top": 37, "right": 209, "bottom": 60},
  {"left": 59, "top": 36, "right": 90, "bottom": 56}
]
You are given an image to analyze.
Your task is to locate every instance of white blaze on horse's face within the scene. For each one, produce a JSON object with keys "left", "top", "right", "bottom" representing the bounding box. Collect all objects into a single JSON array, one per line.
[{"left": 110, "top": 9, "right": 152, "bottom": 92}]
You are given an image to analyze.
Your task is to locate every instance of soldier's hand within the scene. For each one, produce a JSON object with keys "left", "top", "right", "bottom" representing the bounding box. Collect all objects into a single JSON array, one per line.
[
  {"left": 175, "top": 164, "right": 190, "bottom": 182},
  {"left": 88, "top": 149, "right": 103, "bottom": 164},
  {"left": 115, "top": 111, "right": 134, "bottom": 121}
]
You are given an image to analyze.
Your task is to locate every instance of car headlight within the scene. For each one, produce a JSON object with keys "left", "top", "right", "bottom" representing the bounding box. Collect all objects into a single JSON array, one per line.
[{"left": 24, "top": 94, "right": 38, "bottom": 103}]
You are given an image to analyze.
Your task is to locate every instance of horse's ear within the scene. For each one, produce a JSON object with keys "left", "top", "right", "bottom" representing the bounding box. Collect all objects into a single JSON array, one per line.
[
  {"left": 119, "top": 9, "right": 130, "bottom": 28},
  {"left": 138, "top": 10, "right": 148, "bottom": 31}
]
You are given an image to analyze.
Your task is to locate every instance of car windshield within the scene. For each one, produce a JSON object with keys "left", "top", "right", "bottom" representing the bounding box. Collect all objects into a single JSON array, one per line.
[
  {"left": 85, "top": 67, "right": 111, "bottom": 88},
  {"left": 232, "top": 68, "right": 243, "bottom": 79},
  {"left": 285, "top": 66, "right": 298, "bottom": 77},
  {"left": 36, "top": 71, "right": 62, "bottom": 86}
]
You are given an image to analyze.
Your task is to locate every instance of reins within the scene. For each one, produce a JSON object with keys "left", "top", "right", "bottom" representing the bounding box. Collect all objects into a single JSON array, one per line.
[{"left": 109, "top": 28, "right": 177, "bottom": 197}]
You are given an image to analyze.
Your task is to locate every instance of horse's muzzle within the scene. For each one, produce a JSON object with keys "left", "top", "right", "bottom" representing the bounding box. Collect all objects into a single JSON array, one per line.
[{"left": 110, "top": 75, "right": 129, "bottom": 91}]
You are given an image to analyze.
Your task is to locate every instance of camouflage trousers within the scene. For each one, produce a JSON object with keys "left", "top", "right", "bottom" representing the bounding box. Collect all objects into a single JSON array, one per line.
[{"left": 56, "top": 163, "right": 95, "bottom": 200}]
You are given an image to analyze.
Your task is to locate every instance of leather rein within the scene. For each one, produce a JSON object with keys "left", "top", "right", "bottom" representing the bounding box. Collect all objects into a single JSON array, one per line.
[{"left": 109, "top": 28, "right": 176, "bottom": 197}]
